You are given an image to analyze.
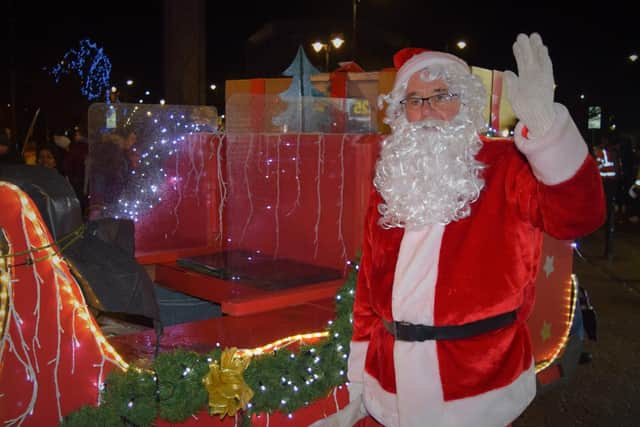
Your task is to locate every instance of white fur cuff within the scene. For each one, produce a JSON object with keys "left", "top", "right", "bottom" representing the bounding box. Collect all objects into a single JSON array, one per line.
[{"left": 514, "top": 103, "right": 589, "bottom": 185}]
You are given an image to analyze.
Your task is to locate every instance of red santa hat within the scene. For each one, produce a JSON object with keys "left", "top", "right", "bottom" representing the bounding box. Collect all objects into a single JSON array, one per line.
[{"left": 392, "top": 47, "right": 470, "bottom": 94}]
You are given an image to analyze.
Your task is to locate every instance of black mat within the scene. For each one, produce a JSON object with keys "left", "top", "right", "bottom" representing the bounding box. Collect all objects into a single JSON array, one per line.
[{"left": 177, "top": 250, "right": 343, "bottom": 291}]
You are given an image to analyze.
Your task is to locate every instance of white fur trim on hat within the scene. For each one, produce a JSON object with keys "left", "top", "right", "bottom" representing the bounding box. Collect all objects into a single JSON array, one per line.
[{"left": 393, "top": 51, "right": 470, "bottom": 94}]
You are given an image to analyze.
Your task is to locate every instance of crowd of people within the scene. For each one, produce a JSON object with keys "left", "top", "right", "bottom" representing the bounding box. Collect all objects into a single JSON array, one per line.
[
  {"left": 0, "top": 122, "right": 146, "bottom": 222},
  {"left": 1, "top": 126, "right": 87, "bottom": 198}
]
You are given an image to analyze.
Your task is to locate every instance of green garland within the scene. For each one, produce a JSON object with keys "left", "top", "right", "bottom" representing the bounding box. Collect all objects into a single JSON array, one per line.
[{"left": 61, "top": 261, "right": 358, "bottom": 427}]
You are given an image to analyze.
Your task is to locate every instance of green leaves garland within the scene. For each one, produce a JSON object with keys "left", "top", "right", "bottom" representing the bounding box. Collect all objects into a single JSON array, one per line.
[{"left": 61, "top": 261, "right": 357, "bottom": 426}]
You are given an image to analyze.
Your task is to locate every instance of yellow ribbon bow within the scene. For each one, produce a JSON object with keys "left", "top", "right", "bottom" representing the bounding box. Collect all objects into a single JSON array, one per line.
[{"left": 203, "top": 348, "right": 254, "bottom": 418}]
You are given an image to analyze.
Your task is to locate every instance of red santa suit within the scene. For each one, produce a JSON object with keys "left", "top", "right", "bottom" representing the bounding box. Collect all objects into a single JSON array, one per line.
[{"left": 348, "top": 104, "right": 606, "bottom": 427}]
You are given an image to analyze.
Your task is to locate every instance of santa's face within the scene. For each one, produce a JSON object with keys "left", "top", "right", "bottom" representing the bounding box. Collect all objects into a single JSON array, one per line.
[
  {"left": 404, "top": 73, "right": 461, "bottom": 123},
  {"left": 374, "top": 68, "right": 486, "bottom": 229}
]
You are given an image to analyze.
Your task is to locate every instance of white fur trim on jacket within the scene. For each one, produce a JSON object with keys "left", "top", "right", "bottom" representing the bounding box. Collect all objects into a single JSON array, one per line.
[
  {"left": 514, "top": 103, "right": 589, "bottom": 185},
  {"left": 363, "top": 357, "right": 536, "bottom": 427}
]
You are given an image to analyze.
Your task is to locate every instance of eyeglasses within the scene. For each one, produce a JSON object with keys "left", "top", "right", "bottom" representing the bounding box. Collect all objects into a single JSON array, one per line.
[{"left": 400, "top": 93, "right": 460, "bottom": 110}]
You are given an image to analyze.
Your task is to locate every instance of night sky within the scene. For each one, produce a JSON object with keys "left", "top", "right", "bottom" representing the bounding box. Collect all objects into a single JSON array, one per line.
[{"left": 2, "top": 1, "right": 639, "bottom": 138}]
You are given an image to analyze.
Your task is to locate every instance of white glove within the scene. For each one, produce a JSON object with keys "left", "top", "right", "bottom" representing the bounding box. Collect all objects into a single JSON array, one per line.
[{"left": 504, "top": 33, "right": 556, "bottom": 139}]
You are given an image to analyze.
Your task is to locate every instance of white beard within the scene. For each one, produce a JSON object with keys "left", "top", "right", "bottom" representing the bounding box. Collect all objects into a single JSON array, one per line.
[{"left": 374, "top": 112, "right": 486, "bottom": 229}]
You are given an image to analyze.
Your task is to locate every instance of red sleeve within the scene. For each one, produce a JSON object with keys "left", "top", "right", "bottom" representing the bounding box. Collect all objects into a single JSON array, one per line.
[{"left": 513, "top": 153, "right": 606, "bottom": 240}]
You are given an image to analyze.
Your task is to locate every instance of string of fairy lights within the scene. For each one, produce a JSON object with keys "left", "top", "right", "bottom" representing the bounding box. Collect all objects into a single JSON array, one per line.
[{"left": 99, "top": 105, "right": 221, "bottom": 223}]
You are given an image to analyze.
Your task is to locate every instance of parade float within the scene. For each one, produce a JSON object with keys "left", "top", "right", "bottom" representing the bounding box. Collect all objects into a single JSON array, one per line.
[{"left": 0, "top": 48, "right": 589, "bottom": 426}]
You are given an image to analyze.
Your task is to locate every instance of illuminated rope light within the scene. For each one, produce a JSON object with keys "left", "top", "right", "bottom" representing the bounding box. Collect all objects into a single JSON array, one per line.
[
  {"left": 235, "top": 331, "right": 328, "bottom": 358},
  {"left": 0, "top": 239, "right": 13, "bottom": 362},
  {"left": 535, "top": 273, "right": 578, "bottom": 373}
]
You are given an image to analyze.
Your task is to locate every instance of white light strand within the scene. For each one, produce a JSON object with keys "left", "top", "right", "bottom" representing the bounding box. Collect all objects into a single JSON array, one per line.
[
  {"left": 71, "top": 305, "right": 79, "bottom": 375},
  {"left": 0, "top": 229, "right": 38, "bottom": 427},
  {"left": 286, "top": 133, "right": 302, "bottom": 216},
  {"left": 216, "top": 137, "right": 227, "bottom": 243},
  {"left": 52, "top": 271, "right": 64, "bottom": 422},
  {"left": 171, "top": 147, "right": 183, "bottom": 232},
  {"left": 240, "top": 136, "right": 255, "bottom": 243},
  {"left": 274, "top": 135, "right": 281, "bottom": 258},
  {"left": 31, "top": 266, "right": 43, "bottom": 369},
  {"left": 337, "top": 135, "right": 347, "bottom": 267},
  {"left": 4, "top": 337, "right": 38, "bottom": 427},
  {"left": 3, "top": 196, "right": 39, "bottom": 425},
  {"left": 221, "top": 135, "right": 235, "bottom": 217},
  {"left": 313, "top": 134, "right": 324, "bottom": 259},
  {"left": 96, "top": 354, "right": 107, "bottom": 405},
  {"left": 0, "top": 269, "right": 10, "bottom": 362},
  {"left": 187, "top": 133, "right": 205, "bottom": 197}
]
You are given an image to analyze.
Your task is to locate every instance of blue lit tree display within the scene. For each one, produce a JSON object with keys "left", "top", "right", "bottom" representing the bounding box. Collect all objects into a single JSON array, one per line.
[{"left": 51, "top": 38, "right": 112, "bottom": 101}]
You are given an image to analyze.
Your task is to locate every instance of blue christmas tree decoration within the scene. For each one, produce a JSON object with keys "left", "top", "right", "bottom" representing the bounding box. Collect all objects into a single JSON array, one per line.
[
  {"left": 274, "top": 45, "right": 325, "bottom": 132},
  {"left": 51, "top": 39, "right": 112, "bottom": 102},
  {"left": 280, "top": 45, "right": 323, "bottom": 98}
]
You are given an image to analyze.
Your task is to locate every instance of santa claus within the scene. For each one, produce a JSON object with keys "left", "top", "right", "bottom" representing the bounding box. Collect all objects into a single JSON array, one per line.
[{"left": 316, "top": 33, "right": 605, "bottom": 427}]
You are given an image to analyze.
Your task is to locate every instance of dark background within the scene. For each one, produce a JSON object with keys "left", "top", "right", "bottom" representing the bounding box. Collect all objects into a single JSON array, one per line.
[{"left": 1, "top": 1, "right": 638, "bottom": 143}]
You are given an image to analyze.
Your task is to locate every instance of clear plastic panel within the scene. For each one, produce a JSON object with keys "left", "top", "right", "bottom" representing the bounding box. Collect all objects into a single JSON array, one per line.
[
  {"left": 225, "top": 94, "right": 377, "bottom": 134},
  {"left": 87, "top": 103, "right": 220, "bottom": 253},
  {"left": 87, "top": 99, "right": 382, "bottom": 274}
]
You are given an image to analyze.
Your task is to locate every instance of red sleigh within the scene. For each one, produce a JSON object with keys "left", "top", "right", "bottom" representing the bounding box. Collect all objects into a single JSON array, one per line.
[
  {"left": 0, "top": 134, "right": 586, "bottom": 426},
  {"left": 0, "top": 64, "right": 590, "bottom": 427}
]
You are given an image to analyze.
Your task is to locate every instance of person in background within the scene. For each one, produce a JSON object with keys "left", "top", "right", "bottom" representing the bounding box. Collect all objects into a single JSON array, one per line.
[
  {"left": 0, "top": 127, "right": 19, "bottom": 164},
  {"left": 592, "top": 135, "right": 620, "bottom": 257},
  {"left": 87, "top": 131, "right": 129, "bottom": 220},
  {"left": 616, "top": 133, "right": 639, "bottom": 223},
  {"left": 627, "top": 162, "right": 640, "bottom": 223},
  {"left": 36, "top": 143, "right": 63, "bottom": 173},
  {"left": 63, "top": 126, "right": 90, "bottom": 216}
]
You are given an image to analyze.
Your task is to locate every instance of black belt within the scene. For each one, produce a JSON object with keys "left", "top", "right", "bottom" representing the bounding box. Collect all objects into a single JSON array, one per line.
[{"left": 383, "top": 311, "right": 517, "bottom": 341}]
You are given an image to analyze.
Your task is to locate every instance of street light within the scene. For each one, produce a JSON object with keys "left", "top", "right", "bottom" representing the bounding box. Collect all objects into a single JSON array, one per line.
[
  {"left": 444, "top": 39, "right": 468, "bottom": 53},
  {"left": 312, "top": 35, "right": 345, "bottom": 72}
]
